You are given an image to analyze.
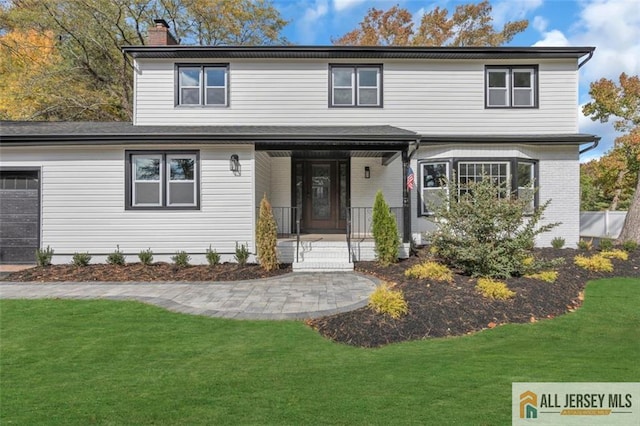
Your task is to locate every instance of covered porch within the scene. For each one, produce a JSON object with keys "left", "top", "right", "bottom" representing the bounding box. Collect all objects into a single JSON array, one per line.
[{"left": 253, "top": 125, "right": 418, "bottom": 268}]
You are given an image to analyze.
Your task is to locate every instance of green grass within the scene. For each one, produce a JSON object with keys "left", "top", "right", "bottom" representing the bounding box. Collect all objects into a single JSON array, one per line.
[{"left": 1, "top": 278, "right": 639, "bottom": 425}]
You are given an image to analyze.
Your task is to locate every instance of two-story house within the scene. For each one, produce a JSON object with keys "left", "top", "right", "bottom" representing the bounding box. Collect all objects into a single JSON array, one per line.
[{"left": 0, "top": 20, "right": 599, "bottom": 269}]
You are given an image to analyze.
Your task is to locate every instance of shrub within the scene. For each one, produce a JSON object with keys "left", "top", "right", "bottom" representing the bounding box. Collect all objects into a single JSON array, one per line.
[
  {"left": 622, "top": 240, "right": 638, "bottom": 252},
  {"left": 598, "top": 238, "right": 614, "bottom": 251},
  {"left": 106, "top": 245, "right": 126, "bottom": 265},
  {"left": 574, "top": 254, "right": 613, "bottom": 272},
  {"left": 577, "top": 238, "right": 594, "bottom": 251},
  {"left": 372, "top": 190, "right": 400, "bottom": 266},
  {"left": 476, "top": 278, "right": 515, "bottom": 300},
  {"left": 72, "top": 252, "right": 91, "bottom": 267},
  {"left": 206, "top": 245, "right": 221, "bottom": 266},
  {"left": 525, "top": 270, "right": 558, "bottom": 283},
  {"left": 368, "top": 282, "right": 408, "bottom": 319},
  {"left": 171, "top": 251, "right": 190, "bottom": 267},
  {"left": 551, "top": 237, "right": 565, "bottom": 249},
  {"left": 35, "top": 246, "right": 54, "bottom": 267},
  {"left": 256, "top": 195, "right": 279, "bottom": 271},
  {"left": 404, "top": 261, "right": 453, "bottom": 282},
  {"left": 138, "top": 248, "right": 153, "bottom": 265},
  {"left": 429, "top": 176, "right": 558, "bottom": 278},
  {"left": 600, "top": 249, "right": 629, "bottom": 261},
  {"left": 234, "top": 242, "right": 250, "bottom": 266}
]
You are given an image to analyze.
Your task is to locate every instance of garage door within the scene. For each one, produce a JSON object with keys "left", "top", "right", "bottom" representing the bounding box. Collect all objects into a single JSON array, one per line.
[{"left": 0, "top": 170, "right": 40, "bottom": 264}]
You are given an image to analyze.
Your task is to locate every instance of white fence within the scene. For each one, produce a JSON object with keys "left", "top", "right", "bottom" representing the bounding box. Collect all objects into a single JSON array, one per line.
[{"left": 580, "top": 211, "right": 627, "bottom": 238}]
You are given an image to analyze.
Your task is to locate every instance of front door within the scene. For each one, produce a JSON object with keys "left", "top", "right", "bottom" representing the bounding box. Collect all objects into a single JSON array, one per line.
[{"left": 294, "top": 159, "right": 349, "bottom": 232}]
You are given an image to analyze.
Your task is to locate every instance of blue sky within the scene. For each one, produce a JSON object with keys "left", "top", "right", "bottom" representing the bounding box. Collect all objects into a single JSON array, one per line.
[{"left": 273, "top": 0, "right": 640, "bottom": 161}]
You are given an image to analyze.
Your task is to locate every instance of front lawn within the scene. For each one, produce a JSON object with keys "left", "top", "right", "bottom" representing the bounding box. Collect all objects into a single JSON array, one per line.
[{"left": 1, "top": 278, "right": 639, "bottom": 425}]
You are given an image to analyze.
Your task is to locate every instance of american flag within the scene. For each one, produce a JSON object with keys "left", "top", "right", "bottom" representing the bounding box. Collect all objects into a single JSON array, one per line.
[{"left": 406, "top": 166, "right": 415, "bottom": 191}]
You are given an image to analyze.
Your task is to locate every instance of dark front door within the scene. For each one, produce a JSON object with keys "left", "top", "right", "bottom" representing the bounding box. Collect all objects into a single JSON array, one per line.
[{"left": 294, "top": 159, "right": 348, "bottom": 232}]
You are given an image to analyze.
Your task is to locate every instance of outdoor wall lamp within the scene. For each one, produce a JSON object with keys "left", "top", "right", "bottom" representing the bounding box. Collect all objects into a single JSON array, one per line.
[
  {"left": 364, "top": 166, "right": 370, "bottom": 179},
  {"left": 230, "top": 154, "right": 240, "bottom": 172}
]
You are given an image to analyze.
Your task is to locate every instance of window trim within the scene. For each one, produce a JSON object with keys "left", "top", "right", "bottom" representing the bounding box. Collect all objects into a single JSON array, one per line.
[
  {"left": 329, "top": 64, "right": 383, "bottom": 108},
  {"left": 418, "top": 160, "right": 451, "bottom": 216},
  {"left": 485, "top": 65, "right": 538, "bottom": 109},
  {"left": 125, "top": 150, "right": 200, "bottom": 210},
  {"left": 417, "top": 157, "right": 538, "bottom": 217},
  {"left": 175, "top": 64, "right": 229, "bottom": 108}
]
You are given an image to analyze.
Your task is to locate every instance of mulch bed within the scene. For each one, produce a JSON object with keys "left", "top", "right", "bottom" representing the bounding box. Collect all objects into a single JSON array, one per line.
[
  {"left": 307, "top": 248, "right": 640, "bottom": 347},
  {"left": 3, "top": 248, "right": 639, "bottom": 348},
  {"left": 2, "top": 262, "right": 291, "bottom": 282}
]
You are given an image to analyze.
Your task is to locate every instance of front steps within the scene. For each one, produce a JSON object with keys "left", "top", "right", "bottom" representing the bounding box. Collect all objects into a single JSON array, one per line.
[{"left": 279, "top": 239, "right": 354, "bottom": 272}]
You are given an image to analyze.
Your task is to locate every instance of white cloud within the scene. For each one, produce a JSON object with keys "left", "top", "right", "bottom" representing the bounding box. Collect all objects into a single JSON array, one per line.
[
  {"left": 296, "top": 0, "right": 329, "bottom": 44},
  {"left": 532, "top": 15, "right": 547, "bottom": 32},
  {"left": 570, "top": 0, "right": 640, "bottom": 83},
  {"left": 333, "top": 0, "right": 366, "bottom": 12},
  {"left": 492, "top": 0, "right": 544, "bottom": 27},
  {"left": 532, "top": 29, "right": 569, "bottom": 46}
]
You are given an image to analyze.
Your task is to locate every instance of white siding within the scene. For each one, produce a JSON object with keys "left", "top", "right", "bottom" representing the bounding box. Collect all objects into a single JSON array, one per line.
[
  {"left": 0, "top": 144, "right": 256, "bottom": 264},
  {"left": 255, "top": 151, "right": 271, "bottom": 206},
  {"left": 134, "top": 59, "right": 578, "bottom": 134},
  {"left": 410, "top": 144, "right": 580, "bottom": 247},
  {"left": 350, "top": 157, "right": 403, "bottom": 208}
]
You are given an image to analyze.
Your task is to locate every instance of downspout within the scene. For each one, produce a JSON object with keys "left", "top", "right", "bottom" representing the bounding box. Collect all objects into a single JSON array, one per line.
[
  {"left": 578, "top": 50, "right": 594, "bottom": 69},
  {"left": 579, "top": 137, "right": 600, "bottom": 155}
]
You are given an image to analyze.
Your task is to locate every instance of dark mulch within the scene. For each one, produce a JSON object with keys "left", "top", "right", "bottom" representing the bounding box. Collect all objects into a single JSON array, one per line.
[
  {"left": 4, "top": 248, "right": 639, "bottom": 348},
  {"left": 307, "top": 248, "right": 640, "bottom": 347},
  {"left": 2, "top": 262, "right": 292, "bottom": 282}
]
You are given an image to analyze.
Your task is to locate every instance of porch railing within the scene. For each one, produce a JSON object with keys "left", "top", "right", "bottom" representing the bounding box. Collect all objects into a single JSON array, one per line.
[
  {"left": 349, "top": 207, "right": 403, "bottom": 239},
  {"left": 257, "top": 206, "right": 299, "bottom": 238}
]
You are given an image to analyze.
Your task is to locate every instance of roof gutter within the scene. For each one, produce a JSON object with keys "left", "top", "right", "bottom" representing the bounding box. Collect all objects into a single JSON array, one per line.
[
  {"left": 579, "top": 136, "right": 600, "bottom": 155},
  {"left": 578, "top": 50, "right": 594, "bottom": 69}
]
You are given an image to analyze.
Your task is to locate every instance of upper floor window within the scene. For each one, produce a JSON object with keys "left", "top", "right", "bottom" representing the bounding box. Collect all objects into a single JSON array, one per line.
[
  {"left": 126, "top": 150, "right": 200, "bottom": 210},
  {"left": 177, "top": 64, "right": 228, "bottom": 107},
  {"left": 330, "top": 65, "right": 382, "bottom": 107},
  {"left": 486, "top": 66, "right": 537, "bottom": 108}
]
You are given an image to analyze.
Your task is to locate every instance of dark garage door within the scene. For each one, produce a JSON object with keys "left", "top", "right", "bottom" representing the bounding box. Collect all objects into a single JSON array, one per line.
[{"left": 0, "top": 170, "right": 40, "bottom": 264}]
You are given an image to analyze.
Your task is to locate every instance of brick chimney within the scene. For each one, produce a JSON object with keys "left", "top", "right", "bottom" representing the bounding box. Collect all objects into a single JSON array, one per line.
[{"left": 148, "top": 19, "right": 178, "bottom": 46}]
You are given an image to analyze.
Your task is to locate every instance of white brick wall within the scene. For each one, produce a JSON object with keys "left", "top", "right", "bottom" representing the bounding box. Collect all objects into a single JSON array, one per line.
[{"left": 411, "top": 144, "right": 580, "bottom": 247}]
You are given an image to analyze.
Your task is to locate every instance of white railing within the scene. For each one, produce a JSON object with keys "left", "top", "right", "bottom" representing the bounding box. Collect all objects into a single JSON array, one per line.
[{"left": 580, "top": 211, "right": 627, "bottom": 238}]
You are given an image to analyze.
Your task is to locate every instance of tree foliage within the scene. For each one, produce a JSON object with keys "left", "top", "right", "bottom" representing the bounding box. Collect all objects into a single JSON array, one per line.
[
  {"left": 333, "top": 1, "right": 527, "bottom": 46},
  {"left": 429, "top": 177, "right": 559, "bottom": 278},
  {"left": 372, "top": 190, "right": 400, "bottom": 266},
  {"left": 256, "top": 194, "right": 279, "bottom": 271},
  {"left": 0, "top": 0, "right": 287, "bottom": 121},
  {"left": 583, "top": 73, "right": 640, "bottom": 243}
]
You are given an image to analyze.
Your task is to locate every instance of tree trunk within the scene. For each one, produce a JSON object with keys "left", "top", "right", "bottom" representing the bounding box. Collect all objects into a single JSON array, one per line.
[
  {"left": 609, "top": 169, "right": 627, "bottom": 211},
  {"left": 617, "top": 174, "right": 640, "bottom": 243}
]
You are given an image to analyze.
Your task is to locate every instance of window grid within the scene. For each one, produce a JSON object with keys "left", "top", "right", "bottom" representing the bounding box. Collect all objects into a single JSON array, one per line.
[
  {"left": 126, "top": 151, "right": 199, "bottom": 210},
  {"left": 485, "top": 66, "right": 537, "bottom": 108},
  {"left": 330, "top": 65, "right": 382, "bottom": 107},
  {"left": 458, "top": 162, "right": 510, "bottom": 198},
  {"left": 177, "top": 64, "right": 228, "bottom": 107}
]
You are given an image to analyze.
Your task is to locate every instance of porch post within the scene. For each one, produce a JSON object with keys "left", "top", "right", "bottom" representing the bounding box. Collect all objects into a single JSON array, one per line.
[{"left": 402, "top": 149, "right": 411, "bottom": 244}]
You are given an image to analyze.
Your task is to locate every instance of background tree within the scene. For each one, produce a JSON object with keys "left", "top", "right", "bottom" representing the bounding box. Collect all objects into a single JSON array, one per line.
[
  {"left": 583, "top": 73, "right": 640, "bottom": 243},
  {"left": 333, "top": 0, "right": 527, "bottom": 46},
  {"left": 0, "top": 0, "right": 287, "bottom": 121}
]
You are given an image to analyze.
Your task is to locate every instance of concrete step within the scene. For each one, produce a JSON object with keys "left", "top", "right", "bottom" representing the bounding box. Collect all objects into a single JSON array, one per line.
[{"left": 292, "top": 261, "right": 354, "bottom": 272}]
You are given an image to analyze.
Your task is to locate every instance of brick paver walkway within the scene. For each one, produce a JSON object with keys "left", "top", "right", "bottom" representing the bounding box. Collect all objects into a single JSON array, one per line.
[{"left": 0, "top": 272, "right": 379, "bottom": 320}]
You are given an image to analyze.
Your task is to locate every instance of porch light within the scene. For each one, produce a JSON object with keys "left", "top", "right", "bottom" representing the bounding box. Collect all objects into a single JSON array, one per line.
[
  {"left": 364, "top": 166, "right": 370, "bottom": 179},
  {"left": 230, "top": 154, "right": 240, "bottom": 172}
]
